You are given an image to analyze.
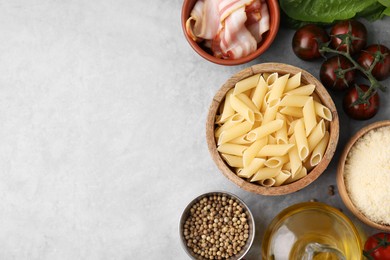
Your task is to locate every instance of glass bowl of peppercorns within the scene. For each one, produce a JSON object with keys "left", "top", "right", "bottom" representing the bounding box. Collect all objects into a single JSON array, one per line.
[{"left": 179, "top": 191, "right": 255, "bottom": 260}]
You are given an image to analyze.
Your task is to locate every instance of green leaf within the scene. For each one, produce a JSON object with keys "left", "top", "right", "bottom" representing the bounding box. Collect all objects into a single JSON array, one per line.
[
  {"left": 378, "top": 0, "right": 390, "bottom": 7},
  {"left": 383, "top": 6, "right": 390, "bottom": 15},
  {"left": 356, "top": 2, "right": 386, "bottom": 20},
  {"left": 279, "top": 0, "right": 378, "bottom": 23},
  {"left": 280, "top": 9, "right": 333, "bottom": 29}
]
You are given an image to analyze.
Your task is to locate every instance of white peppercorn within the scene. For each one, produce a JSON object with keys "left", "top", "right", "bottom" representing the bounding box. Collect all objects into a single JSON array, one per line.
[{"left": 183, "top": 194, "right": 250, "bottom": 259}]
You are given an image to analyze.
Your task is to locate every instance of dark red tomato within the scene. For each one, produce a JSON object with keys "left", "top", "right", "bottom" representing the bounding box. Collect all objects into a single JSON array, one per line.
[
  {"left": 357, "top": 44, "right": 390, "bottom": 81},
  {"left": 320, "top": 55, "right": 356, "bottom": 91},
  {"left": 343, "top": 85, "right": 380, "bottom": 120},
  {"left": 363, "top": 232, "right": 390, "bottom": 260},
  {"left": 330, "top": 20, "right": 367, "bottom": 55},
  {"left": 292, "top": 24, "right": 329, "bottom": 60}
]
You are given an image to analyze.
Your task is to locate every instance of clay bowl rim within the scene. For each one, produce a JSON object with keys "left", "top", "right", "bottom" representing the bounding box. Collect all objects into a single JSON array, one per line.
[
  {"left": 337, "top": 120, "right": 390, "bottom": 232},
  {"left": 181, "top": 0, "right": 280, "bottom": 66},
  {"left": 179, "top": 190, "right": 256, "bottom": 260},
  {"left": 206, "top": 62, "right": 339, "bottom": 196}
]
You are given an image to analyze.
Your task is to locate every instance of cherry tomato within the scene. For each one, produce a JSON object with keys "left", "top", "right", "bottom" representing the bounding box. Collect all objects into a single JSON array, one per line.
[
  {"left": 357, "top": 44, "right": 390, "bottom": 81},
  {"left": 330, "top": 20, "right": 367, "bottom": 55},
  {"left": 292, "top": 24, "right": 329, "bottom": 60},
  {"left": 320, "top": 55, "right": 356, "bottom": 91},
  {"left": 363, "top": 232, "right": 390, "bottom": 260},
  {"left": 343, "top": 84, "right": 379, "bottom": 120}
]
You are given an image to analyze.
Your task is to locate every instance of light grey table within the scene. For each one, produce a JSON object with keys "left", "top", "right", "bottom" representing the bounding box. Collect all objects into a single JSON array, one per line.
[{"left": 0, "top": 1, "right": 388, "bottom": 259}]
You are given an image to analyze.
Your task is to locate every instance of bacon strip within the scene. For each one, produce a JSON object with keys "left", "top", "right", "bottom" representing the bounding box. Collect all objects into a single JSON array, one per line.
[
  {"left": 247, "top": 0, "right": 269, "bottom": 43},
  {"left": 186, "top": 0, "right": 270, "bottom": 59},
  {"left": 186, "top": 0, "right": 220, "bottom": 41},
  {"left": 220, "top": 7, "right": 257, "bottom": 59}
]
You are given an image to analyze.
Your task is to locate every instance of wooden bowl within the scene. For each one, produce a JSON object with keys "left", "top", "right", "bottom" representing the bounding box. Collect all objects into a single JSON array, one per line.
[
  {"left": 181, "top": 0, "right": 280, "bottom": 66},
  {"left": 206, "top": 63, "right": 339, "bottom": 195},
  {"left": 337, "top": 120, "right": 390, "bottom": 231}
]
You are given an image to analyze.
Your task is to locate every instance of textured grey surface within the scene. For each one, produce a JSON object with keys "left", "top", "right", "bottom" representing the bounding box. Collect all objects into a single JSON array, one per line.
[{"left": 0, "top": 1, "right": 389, "bottom": 259}]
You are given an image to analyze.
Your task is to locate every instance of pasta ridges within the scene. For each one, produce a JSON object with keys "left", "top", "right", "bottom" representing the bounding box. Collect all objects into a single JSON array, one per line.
[{"left": 214, "top": 71, "right": 332, "bottom": 187}]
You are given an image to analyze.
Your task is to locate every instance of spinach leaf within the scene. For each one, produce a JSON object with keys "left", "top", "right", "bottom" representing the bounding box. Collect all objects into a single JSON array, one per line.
[
  {"left": 279, "top": 0, "right": 378, "bottom": 23},
  {"left": 378, "top": 0, "right": 390, "bottom": 7},
  {"left": 357, "top": 2, "right": 386, "bottom": 20},
  {"left": 383, "top": 6, "right": 390, "bottom": 15}
]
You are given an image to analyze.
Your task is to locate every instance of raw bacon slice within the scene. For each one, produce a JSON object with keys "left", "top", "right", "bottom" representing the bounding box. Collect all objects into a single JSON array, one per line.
[
  {"left": 220, "top": 7, "right": 257, "bottom": 59},
  {"left": 245, "top": 0, "right": 261, "bottom": 26},
  {"left": 247, "top": 0, "right": 269, "bottom": 43},
  {"left": 218, "top": 0, "right": 253, "bottom": 23},
  {"left": 186, "top": 0, "right": 220, "bottom": 41},
  {"left": 185, "top": 0, "right": 270, "bottom": 59}
]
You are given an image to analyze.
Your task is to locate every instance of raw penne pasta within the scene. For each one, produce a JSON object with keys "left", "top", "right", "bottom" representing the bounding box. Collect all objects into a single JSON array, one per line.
[
  {"left": 314, "top": 101, "right": 332, "bottom": 121},
  {"left": 246, "top": 119, "right": 284, "bottom": 142},
  {"left": 264, "top": 155, "right": 289, "bottom": 168},
  {"left": 282, "top": 162, "right": 291, "bottom": 171},
  {"left": 251, "top": 76, "right": 268, "bottom": 110},
  {"left": 233, "top": 74, "right": 260, "bottom": 95},
  {"left": 235, "top": 168, "right": 243, "bottom": 174},
  {"left": 280, "top": 95, "right": 310, "bottom": 107},
  {"left": 230, "top": 94, "right": 255, "bottom": 124},
  {"left": 275, "top": 113, "right": 288, "bottom": 144},
  {"left": 229, "top": 133, "right": 253, "bottom": 144},
  {"left": 262, "top": 72, "right": 270, "bottom": 81},
  {"left": 267, "top": 74, "right": 289, "bottom": 104},
  {"left": 274, "top": 170, "right": 292, "bottom": 186},
  {"left": 251, "top": 166, "right": 282, "bottom": 182},
  {"left": 257, "top": 144, "right": 295, "bottom": 157},
  {"left": 236, "top": 93, "right": 260, "bottom": 113},
  {"left": 259, "top": 178, "right": 276, "bottom": 187},
  {"left": 303, "top": 158, "right": 314, "bottom": 172},
  {"left": 308, "top": 120, "right": 326, "bottom": 152},
  {"left": 262, "top": 101, "right": 280, "bottom": 124},
  {"left": 287, "top": 119, "right": 299, "bottom": 136},
  {"left": 215, "top": 114, "right": 245, "bottom": 137},
  {"left": 288, "top": 135, "right": 303, "bottom": 177},
  {"left": 302, "top": 97, "right": 317, "bottom": 136},
  {"left": 220, "top": 89, "right": 235, "bottom": 122},
  {"left": 266, "top": 72, "right": 278, "bottom": 86},
  {"left": 236, "top": 93, "right": 263, "bottom": 121},
  {"left": 312, "top": 92, "right": 322, "bottom": 103},
  {"left": 238, "top": 158, "right": 266, "bottom": 179},
  {"left": 217, "top": 143, "right": 248, "bottom": 156},
  {"left": 285, "top": 166, "right": 307, "bottom": 184},
  {"left": 280, "top": 106, "right": 303, "bottom": 118},
  {"left": 267, "top": 134, "right": 277, "bottom": 144},
  {"left": 218, "top": 121, "right": 253, "bottom": 145},
  {"left": 284, "top": 84, "right": 315, "bottom": 96},
  {"left": 214, "top": 71, "right": 333, "bottom": 187},
  {"left": 310, "top": 131, "right": 330, "bottom": 166},
  {"left": 221, "top": 154, "right": 244, "bottom": 168},
  {"left": 294, "top": 119, "right": 309, "bottom": 160},
  {"left": 284, "top": 72, "right": 301, "bottom": 92},
  {"left": 243, "top": 138, "right": 268, "bottom": 167}
]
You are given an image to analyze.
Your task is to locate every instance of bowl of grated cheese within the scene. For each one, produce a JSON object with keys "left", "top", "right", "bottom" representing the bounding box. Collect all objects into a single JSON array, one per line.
[{"left": 337, "top": 120, "right": 390, "bottom": 232}]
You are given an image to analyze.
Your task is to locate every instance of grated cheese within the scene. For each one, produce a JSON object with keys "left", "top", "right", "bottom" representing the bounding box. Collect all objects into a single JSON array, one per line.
[{"left": 344, "top": 126, "right": 390, "bottom": 226}]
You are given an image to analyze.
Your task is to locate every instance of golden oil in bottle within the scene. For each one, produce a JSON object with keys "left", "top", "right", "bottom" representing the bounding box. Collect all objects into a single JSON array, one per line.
[{"left": 261, "top": 202, "right": 362, "bottom": 260}]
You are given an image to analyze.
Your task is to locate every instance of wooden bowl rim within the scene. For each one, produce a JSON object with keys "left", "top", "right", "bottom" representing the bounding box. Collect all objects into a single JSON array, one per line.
[
  {"left": 337, "top": 120, "right": 390, "bottom": 231},
  {"left": 206, "top": 63, "right": 339, "bottom": 195},
  {"left": 181, "top": 0, "right": 280, "bottom": 66}
]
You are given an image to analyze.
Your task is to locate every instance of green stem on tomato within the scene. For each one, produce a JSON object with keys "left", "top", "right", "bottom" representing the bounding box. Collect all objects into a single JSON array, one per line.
[{"left": 320, "top": 46, "right": 385, "bottom": 102}]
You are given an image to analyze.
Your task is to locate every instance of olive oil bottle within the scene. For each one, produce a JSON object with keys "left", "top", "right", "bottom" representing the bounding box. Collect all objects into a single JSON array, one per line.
[{"left": 261, "top": 202, "right": 362, "bottom": 260}]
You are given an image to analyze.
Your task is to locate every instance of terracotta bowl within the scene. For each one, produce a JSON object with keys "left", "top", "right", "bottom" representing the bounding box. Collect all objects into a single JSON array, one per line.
[
  {"left": 337, "top": 120, "right": 390, "bottom": 232},
  {"left": 206, "top": 63, "right": 339, "bottom": 195},
  {"left": 181, "top": 0, "right": 280, "bottom": 66}
]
